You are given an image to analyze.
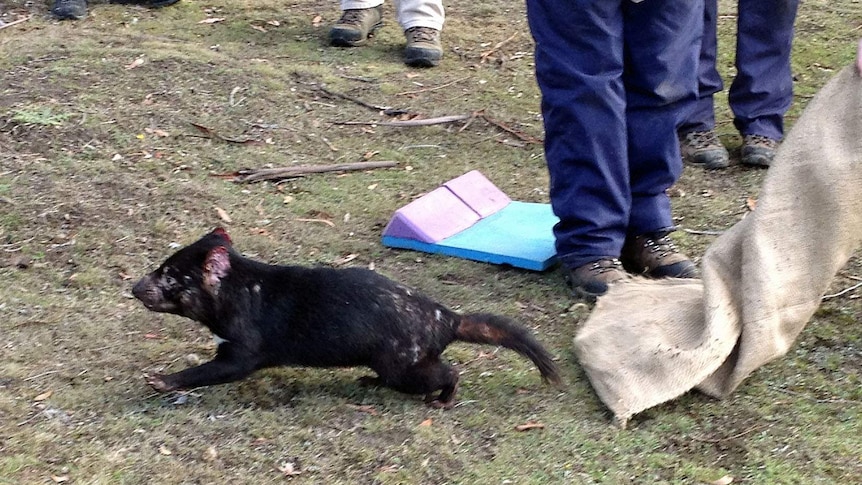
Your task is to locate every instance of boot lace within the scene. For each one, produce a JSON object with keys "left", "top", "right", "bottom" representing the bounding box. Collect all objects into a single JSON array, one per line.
[
  {"left": 683, "top": 130, "right": 722, "bottom": 150},
  {"left": 744, "top": 134, "right": 777, "bottom": 149},
  {"left": 589, "top": 258, "right": 624, "bottom": 274},
  {"left": 643, "top": 235, "right": 680, "bottom": 258},
  {"left": 405, "top": 26, "right": 438, "bottom": 43},
  {"left": 338, "top": 9, "right": 368, "bottom": 26}
]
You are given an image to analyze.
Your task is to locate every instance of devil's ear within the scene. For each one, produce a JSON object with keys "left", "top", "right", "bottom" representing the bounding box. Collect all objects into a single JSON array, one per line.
[
  {"left": 211, "top": 227, "right": 232, "bottom": 245},
  {"left": 203, "top": 246, "right": 231, "bottom": 292}
]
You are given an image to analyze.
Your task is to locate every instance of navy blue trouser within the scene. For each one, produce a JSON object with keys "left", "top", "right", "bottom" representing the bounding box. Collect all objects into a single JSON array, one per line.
[
  {"left": 679, "top": 0, "right": 799, "bottom": 140},
  {"left": 526, "top": 0, "right": 703, "bottom": 269}
]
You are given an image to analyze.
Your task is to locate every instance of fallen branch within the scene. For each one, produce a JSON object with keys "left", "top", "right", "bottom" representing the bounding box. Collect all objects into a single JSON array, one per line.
[
  {"left": 822, "top": 281, "right": 862, "bottom": 300},
  {"left": 0, "top": 15, "right": 32, "bottom": 31},
  {"left": 332, "top": 114, "right": 471, "bottom": 127},
  {"left": 220, "top": 160, "right": 398, "bottom": 183}
]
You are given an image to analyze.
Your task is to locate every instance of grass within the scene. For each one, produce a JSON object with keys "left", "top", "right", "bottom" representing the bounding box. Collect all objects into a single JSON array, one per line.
[{"left": 1, "top": 0, "right": 861, "bottom": 483}]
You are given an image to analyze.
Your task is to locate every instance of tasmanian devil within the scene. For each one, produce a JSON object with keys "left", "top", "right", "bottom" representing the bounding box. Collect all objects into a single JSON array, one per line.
[{"left": 132, "top": 228, "right": 561, "bottom": 408}]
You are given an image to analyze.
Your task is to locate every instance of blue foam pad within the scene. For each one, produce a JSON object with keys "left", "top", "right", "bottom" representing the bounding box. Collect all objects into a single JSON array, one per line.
[{"left": 382, "top": 201, "right": 559, "bottom": 271}]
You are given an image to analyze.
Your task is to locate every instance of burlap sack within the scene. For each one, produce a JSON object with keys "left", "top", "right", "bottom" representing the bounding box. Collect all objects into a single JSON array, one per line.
[{"left": 573, "top": 59, "right": 862, "bottom": 427}]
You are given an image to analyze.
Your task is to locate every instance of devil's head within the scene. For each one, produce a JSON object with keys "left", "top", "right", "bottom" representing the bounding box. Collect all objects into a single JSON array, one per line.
[{"left": 132, "top": 228, "right": 233, "bottom": 321}]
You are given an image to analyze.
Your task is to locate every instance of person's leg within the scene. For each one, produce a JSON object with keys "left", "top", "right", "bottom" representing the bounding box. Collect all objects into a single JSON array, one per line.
[
  {"left": 395, "top": 0, "right": 445, "bottom": 67},
  {"left": 526, "top": 0, "right": 630, "bottom": 299},
  {"left": 330, "top": 0, "right": 386, "bottom": 47},
  {"left": 731, "top": 0, "right": 799, "bottom": 166},
  {"left": 680, "top": 0, "right": 721, "bottom": 135},
  {"left": 678, "top": 0, "right": 730, "bottom": 169},
  {"left": 622, "top": 0, "right": 702, "bottom": 277}
]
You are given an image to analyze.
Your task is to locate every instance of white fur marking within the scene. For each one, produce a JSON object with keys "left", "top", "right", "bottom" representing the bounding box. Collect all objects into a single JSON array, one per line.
[
  {"left": 213, "top": 333, "right": 229, "bottom": 345},
  {"left": 435, "top": 309, "right": 442, "bottom": 321}
]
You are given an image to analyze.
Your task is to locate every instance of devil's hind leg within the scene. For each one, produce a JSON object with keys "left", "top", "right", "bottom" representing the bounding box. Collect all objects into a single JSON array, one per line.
[{"left": 375, "top": 357, "right": 460, "bottom": 409}]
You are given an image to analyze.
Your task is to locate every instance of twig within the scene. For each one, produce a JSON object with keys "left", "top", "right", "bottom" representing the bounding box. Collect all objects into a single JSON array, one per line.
[
  {"left": 822, "top": 281, "right": 862, "bottom": 300},
  {"left": 332, "top": 114, "right": 471, "bottom": 127},
  {"left": 0, "top": 15, "right": 32, "bottom": 31},
  {"left": 296, "top": 218, "right": 336, "bottom": 227},
  {"left": 689, "top": 424, "right": 765, "bottom": 443},
  {"left": 396, "top": 75, "right": 472, "bottom": 96},
  {"left": 23, "top": 370, "right": 59, "bottom": 382},
  {"left": 481, "top": 32, "right": 520, "bottom": 62},
  {"left": 682, "top": 228, "right": 725, "bottom": 236},
  {"left": 222, "top": 160, "right": 398, "bottom": 183},
  {"left": 315, "top": 86, "right": 392, "bottom": 112},
  {"left": 188, "top": 122, "right": 262, "bottom": 145},
  {"left": 229, "top": 87, "right": 245, "bottom": 107},
  {"left": 479, "top": 113, "right": 542, "bottom": 144},
  {"left": 771, "top": 385, "right": 862, "bottom": 405}
]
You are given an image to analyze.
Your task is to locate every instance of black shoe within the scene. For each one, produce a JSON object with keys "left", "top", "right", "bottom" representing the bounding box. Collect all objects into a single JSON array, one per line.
[
  {"left": 52, "top": 0, "right": 87, "bottom": 20},
  {"left": 566, "top": 258, "right": 630, "bottom": 302},
  {"left": 404, "top": 26, "right": 442, "bottom": 67},
  {"left": 621, "top": 233, "right": 698, "bottom": 278},
  {"left": 329, "top": 6, "right": 384, "bottom": 47}
]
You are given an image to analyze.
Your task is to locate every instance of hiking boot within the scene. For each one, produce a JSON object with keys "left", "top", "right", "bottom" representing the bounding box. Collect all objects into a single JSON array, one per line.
[
  {"left": 404, "top": 26, "right": 442, "bottom": 67},
  {"left": 679, "top": 130, "right": 730, "bottom": 169},
  {"left": 329, "top": 6, "right": 384, "bottom": 47},
  {"left": 566, "top": 258, "right": 630, "bottom": 302},
  {"left": 741, "top": 134, "right": 778, "bottom": 167},
  {"left": 621, "top": 233, "right": 699, "bottom": 278},
  {"left": 110, "top": 0, "right": 181, "bottom": 8},
  {"left": 52, "top": 0, "right": 87, "bottom": 20}
]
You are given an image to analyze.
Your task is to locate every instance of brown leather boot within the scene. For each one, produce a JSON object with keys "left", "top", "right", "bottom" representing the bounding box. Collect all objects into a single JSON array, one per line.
[
  {"left": 621, "top": 233, "right": 698, "bottom": 278},
  {"left": 566, "top": 258, "right": 630, "bottom": 302}
]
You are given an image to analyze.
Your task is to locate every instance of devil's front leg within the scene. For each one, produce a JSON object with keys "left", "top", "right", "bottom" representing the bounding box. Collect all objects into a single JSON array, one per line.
[{"left": 146, "top": 342, "right": 260, "bottom": 392}]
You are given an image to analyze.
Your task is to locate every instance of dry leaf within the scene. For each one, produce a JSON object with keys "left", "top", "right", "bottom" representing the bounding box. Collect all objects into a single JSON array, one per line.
[
  {"left": 296, "top": 218, "right": 335, "bottom": 227},
  {"left": 50, "top": 475, "right": 69, "bottom": 483},
  {"left": 746, "top": 197, "right": 757, "bottom": 211},
  {"left": 347, "top": 404, "right": 379, "bottom": 415},
  {"left": 710, "top": 476, "right": 734, "bottom": 485},
  {"left": 125, "top": 58, "right": 145, "bottom": 70},
  {"left": 311, "top": 15, "right": 323, "bottom": 26},
  {"left": 419, "top": 418, "right": 433, "bottom": 427},
  {"left": 144, "top": 127, "right": 170, "bottom": 138},
  {"left": 332, "top": 254, "right": 358, "bottom": 266},
  {"left": 34, "top": 390, "right": 53, "bottom": 402},
  {"left": 267, "top": 20, "right": 280, "bottom": 26},
  {"left": 514, "top": 420, "right": 545, "bottom": 432},
  {"left": 251, "top": 24, "right": 267, "bottom": 33},
  {"left": 215, "top": 207, "right": 233, "bottom": 223},
  {"left": 144, "top": 333, "right": 162, "bottom": 339},
  {"left": 367, "top": 183, "right": 378, "bottom": 190},
  {"left": 202, "top": 446, "right": 218, "bottom": 462},
  {"left": 158, "top": 445, "right": 172, "bottom": 455},
  {"left": 199, "top": 17, "right": 225, "bottom": 24}
]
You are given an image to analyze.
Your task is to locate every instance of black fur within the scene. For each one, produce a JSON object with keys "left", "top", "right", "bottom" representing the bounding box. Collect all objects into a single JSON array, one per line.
[{"left": 133, "top": 228, "right": 561, "bottom": 407}]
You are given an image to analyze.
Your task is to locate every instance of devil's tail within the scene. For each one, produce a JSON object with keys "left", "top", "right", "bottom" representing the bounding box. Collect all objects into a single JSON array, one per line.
[{"left": 455, "top": 313, "right": 561, "bottom": 385}]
